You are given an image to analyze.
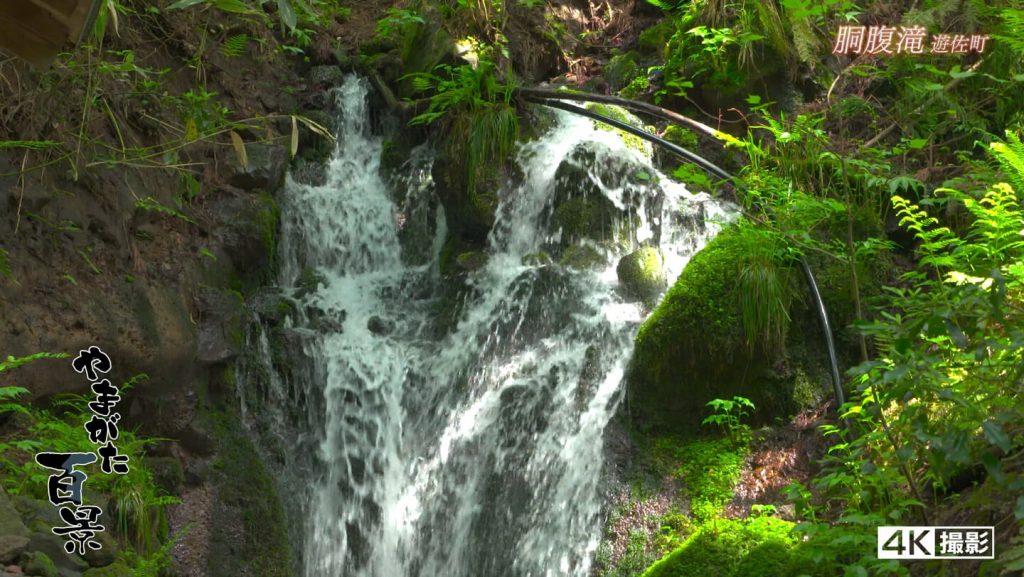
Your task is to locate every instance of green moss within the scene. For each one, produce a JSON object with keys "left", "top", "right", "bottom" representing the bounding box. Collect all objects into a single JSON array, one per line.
[
  {"left": 585, "top": 103, "right": 653, "bottom": 158},
  {"left": 617, "top": 247, "right": 666, "bottom": 304},
  {"left": 620, "top": 76, "right": 650, "bottom": 99},
  {"left": 674, "top": 438, "right": 747, "bottom": 523},
  {"left": 82, "top": 561, "right": 133, "bottom": 577},
  {"left": 604, "top": 52, "right": 640, "bottom": 91},
  {"left": 628, "top": 223, "right": 801, "bottom": 433},
  {"left": 22, "top": 551, "right": 58, "bottom": 577},
  {"left": 638, "top": 20, "right": 674, "bottom": 56},
  {"left": 257, "top": 191, "right": 280, "bottom": 276},
  {"left": 554, "top": 197, "right": 608, "bottom": 242},
  {"left": 208, "top": 409, "right": 292, "bottom": 577},
  {"left": 522, "top": 251, "right": 553, "bottom": 266},
  {"left": 640, "top": 517, "right": 811, "bottom": 577},
  {"left": 662, "top": 125, "right": 699, "bottom": 151},
  {"left": 455, "top": 250, "right": 488, "bottom": 272}
]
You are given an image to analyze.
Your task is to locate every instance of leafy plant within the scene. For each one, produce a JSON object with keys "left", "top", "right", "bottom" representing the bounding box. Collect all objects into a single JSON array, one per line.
[
  {"left": 702, "top": 396, "right": 755, "bottom": 443},
  {"left": 785, "top": 132, "right": 1024, "bottom": 574},
  {"left": 405, "top": 53, "right": 519, "bottom": 187}
]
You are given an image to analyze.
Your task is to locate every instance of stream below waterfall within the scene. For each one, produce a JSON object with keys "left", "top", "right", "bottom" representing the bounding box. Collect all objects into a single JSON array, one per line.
[{"left": 239, "top": 75, "right": 735, "bottom": 577}]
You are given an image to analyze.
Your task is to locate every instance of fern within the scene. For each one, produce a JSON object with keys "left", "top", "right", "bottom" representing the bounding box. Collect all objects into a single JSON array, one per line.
[
  {"left": 990, "top": 130, "right": 1024, "bottom": 195},
  {"left": 892, "top": 195, "right": 963, "bottom": 273},
  {"left": 220, "top": 33, "right": 249, "bottom": 58},
  {"left": 995, "top": 8, "right": 1024, "bottom": 57}
]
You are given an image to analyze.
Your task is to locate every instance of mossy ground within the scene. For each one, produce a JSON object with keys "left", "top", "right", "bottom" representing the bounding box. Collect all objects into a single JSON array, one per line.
[{"left": 639, "top": 516, "right": 815, "bottom": 577}]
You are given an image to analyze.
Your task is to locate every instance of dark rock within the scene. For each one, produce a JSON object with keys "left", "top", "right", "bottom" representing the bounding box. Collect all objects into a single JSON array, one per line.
[
  {"left": 80, "top": 532, "right": 116, "bottom": 568},
  {"left": 454, "top": 251, "right": 487, "bottom": 273},
  {"left": 10, "top": 497, "right": 58, "bottom": 536},
  {"left": 195, "top": 288, "right": 245, "bottom": 365},
  {"left": 145, "top": 456, "right": 185, "bottom": 496},
  {"left": 25, "top": 534, "right": 87, "bottom": 574},
  {"left": 0, "top": 490, "right": 29, "bottom": 538},
  {"left": 250, "top": 288, "right": 297, "bottom": 324},
  {"left": 366, "top": 316, "right": 395, "bottom": 336},
  {"left": 209, "top": 192, "right": 279, "bottom": 292},
  {"left": 224, "top": 144, "right": 288, "bottom": 193},
  {"left": 290, "top": 157, "right": 327, "bottom": 187},
  {"left": 184, "top": 458, "right": 212, "bottom": 487},
  {"left": 309, "top": 65, "right": 344, "bottom": 88},
  {"left": 0, "top": 536, "right": 28, "bottom": 564}
]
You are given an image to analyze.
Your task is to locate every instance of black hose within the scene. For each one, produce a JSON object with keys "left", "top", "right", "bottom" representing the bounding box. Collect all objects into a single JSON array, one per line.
[
  {"left": 524, "top": 98, "right": 734, "bottom": 182},
  {"left": 525, "top": 95, "right": 846, "bottom": 408}
]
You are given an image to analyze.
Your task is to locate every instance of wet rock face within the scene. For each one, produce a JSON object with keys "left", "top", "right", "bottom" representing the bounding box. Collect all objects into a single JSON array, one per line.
[
  {"left": 195, "top": 288, "right": 245, "bottom": 365},
  {"left": 547, "top": 141, "right": 664, "bottom": 253},
  {"left": 431, "top": 150, "right": 503, "bottom": 245}
]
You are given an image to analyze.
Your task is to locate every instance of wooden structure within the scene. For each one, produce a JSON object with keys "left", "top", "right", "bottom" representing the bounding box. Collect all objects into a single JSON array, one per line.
[{"left": 0, "top": 0, "right": 103, "bottom": 68}]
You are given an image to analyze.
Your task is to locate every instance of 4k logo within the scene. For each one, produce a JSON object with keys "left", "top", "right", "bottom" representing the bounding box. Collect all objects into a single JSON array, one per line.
[{"left": 878, "top": 527, "right": 995, "bottom": 560}]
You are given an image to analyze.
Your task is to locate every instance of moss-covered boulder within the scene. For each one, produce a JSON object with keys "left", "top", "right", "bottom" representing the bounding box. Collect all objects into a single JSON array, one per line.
[
  {"left": 628, "top": 224, "right": 804, "bottom": 434},
  {"left": 640, "top": 517, "right": 814, "bottom": 577},
  {"left": 21, "top": 551, "right": 59, "bottom": 577},
  {"left": 617, "top": 247, "right": 666, "bottom": 303},
  {"left": 549, "top": 142, "right": 660, "bottom": 251},
  {"left": 584, "top": 103, "right": 653, "bottom": 159}
]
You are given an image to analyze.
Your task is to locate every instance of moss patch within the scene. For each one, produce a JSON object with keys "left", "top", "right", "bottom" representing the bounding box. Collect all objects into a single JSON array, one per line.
[
  {"left": 585, "top": 103, "right": 653, "bottom": 158},
  {"left": 640, "top": 517, "right": 812, "bottom": 577}
]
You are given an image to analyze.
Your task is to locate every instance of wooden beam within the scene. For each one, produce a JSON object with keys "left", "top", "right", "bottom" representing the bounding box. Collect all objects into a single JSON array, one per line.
[{"left": 26, "top": 0, "right": 72, "bottom": 28}]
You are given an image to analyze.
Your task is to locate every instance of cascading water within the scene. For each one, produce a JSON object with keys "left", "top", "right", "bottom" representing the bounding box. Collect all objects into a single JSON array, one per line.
[{"left": 239, "top": 75, "right": 735, "bottom": 577}]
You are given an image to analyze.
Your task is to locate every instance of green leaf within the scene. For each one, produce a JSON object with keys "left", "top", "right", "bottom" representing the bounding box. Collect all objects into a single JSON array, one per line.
[
  {"left": 982, "top": 420, "right": 1011, "bottom": 452},
  {"left": 167, "top": 0, "right": 208, "bottom": 9},
  {"left": 277, "top": 0, "right": 297, "bottom": 30}
]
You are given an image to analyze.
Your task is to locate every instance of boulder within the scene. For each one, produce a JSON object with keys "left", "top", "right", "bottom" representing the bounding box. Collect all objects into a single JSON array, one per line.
[
  {"left": 26, "top": 533, "right": 88, "bottom": 574},
  {"left": 21, "top": 552, "right": 59, "bottom": 577},
  {"left": 627, "top": 224, "right": 804, "bottom": 434},
  {"left": 616, "top": 247, "right": 665, "bottom": 302},
  {"left": 81, "top": 561, "right": 131, "bottom": 577},
  {"left": 80, "top": 530, "right": 116, "bottom": 568},
  {"left": 224, "top": 144, "right": 288, "bottom": 193},
  {"left": 309, "top": 65, "right": 344, "bottom": 88},
  {"left": 0, "top": 490, "right": 29, "bottom": 538},
  {"left": 195, "top": 288, "right": 245, "bottom": 365},
  {"left": 0, "top": 536, "right": 28, "bottom": 564}
]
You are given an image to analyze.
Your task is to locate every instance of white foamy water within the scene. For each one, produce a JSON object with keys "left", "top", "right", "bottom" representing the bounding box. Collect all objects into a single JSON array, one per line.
[{"left": 240, "top": 75, "right": 735, "bottom": 577}]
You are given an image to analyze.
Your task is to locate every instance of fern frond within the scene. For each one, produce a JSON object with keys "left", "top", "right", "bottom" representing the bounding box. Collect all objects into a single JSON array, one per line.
[
  {"left": 990, "top": 130, "right": 1024, "bottom": 194},
  {"left": 220, "top": 33, "right": 249, "bottom": 58}
]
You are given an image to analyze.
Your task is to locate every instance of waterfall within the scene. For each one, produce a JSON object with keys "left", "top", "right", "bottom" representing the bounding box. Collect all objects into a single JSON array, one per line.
[{"left": 240, "top": 75, "right": 735, "bottom": 577}]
